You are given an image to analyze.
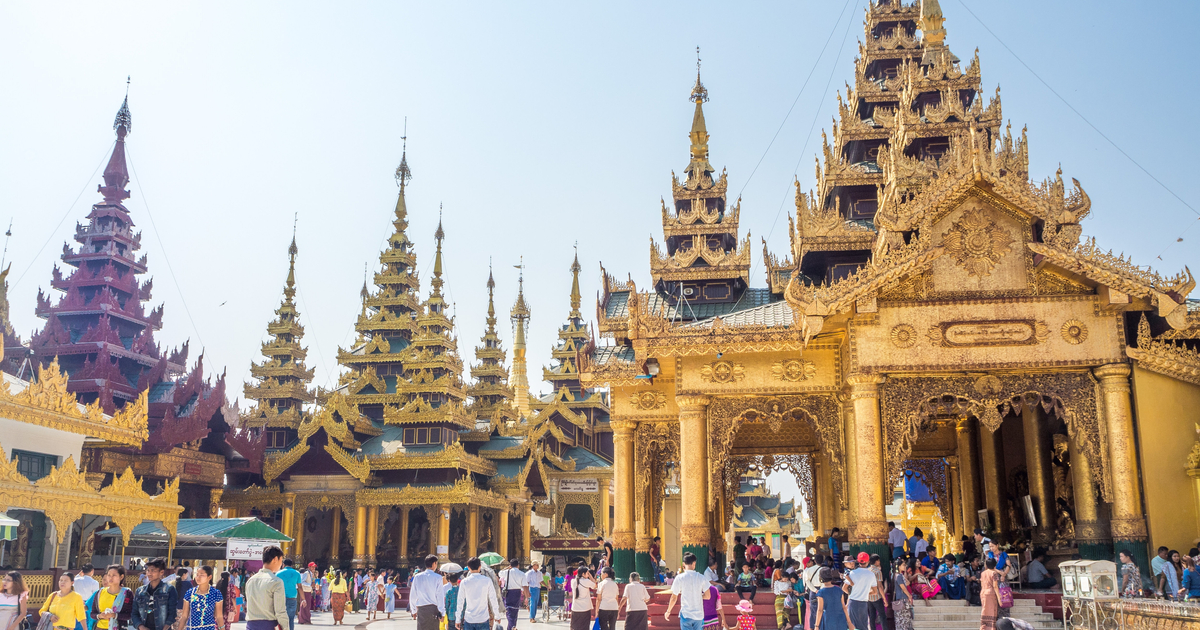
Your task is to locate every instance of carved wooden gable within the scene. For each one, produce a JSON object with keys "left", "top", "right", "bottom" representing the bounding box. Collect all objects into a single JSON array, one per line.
[{"left": 928, "top": 194, "right": 1030, "bottom": 298}]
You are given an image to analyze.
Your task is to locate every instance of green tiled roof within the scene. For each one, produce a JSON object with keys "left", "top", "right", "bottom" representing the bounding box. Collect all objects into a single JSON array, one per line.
[
  {"left": 740, "top": 506, "right": 768, "bottom": 527},
  {"left": 98, "top": 518, "right": 291, "bottom": 542},
  {"left": 563, "top": 447, "right": 612, "bottom": 469},
  {"left": 494, "top": 459, "right": 528, "bottom": 478},
  {"left": 479, "top": 436, "right": 525, "bottom": 452},
  {"left": 682, "top": 300, "right": 794, "bottom": 329},
  {"left": 603, "top": 288, "right": 775, "bottom": 321},
  {"left": 360, "top": 426, "right": 447, "bottom": 456}
]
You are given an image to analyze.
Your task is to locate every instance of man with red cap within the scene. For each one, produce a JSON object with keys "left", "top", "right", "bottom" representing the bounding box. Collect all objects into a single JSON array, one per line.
[{"left": 842, "top": 553, "right": 878, "bottom": 630}]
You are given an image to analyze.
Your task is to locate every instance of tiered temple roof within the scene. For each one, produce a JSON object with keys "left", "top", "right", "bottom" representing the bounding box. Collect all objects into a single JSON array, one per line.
[
  {"left": 649, "top": 64, "right": 752, "bottom": 310},
  {"left": 730, "top": 470, "right": 800, "bottom": 537},
  {"left": 28, "top": 97, "right": 231, "bottom": 518},
  {"left": 461, "top": 270, "right": 519, "bottom": 439},
  {"left": 510, "top": 267, "right": 533, "bottom": 418}
]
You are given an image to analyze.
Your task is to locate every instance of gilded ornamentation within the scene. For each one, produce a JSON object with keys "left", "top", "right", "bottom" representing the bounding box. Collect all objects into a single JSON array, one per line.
[
  {"left": 721, "top": 454, "right": 815, "bottom": 526},
  {"left": 1061, "top": 319, "right": 1088, "bottom": 345},
  {"left": 633, "top": 422, "right": 679, "bottom": 528},
  {"left": 880, "top": 373, "right": 1109, "bottom": 501},
  {"left": 700, "top": 360, "right": 745, "bottom": 384},
  {"left": 0, "top": 360, "right": 149, "bottom": 447},
  {"left": 771, "top": 359, "right": 817, "bottom": 382},
  {"left": 707, "top": 395, "right": 845, "bottom": 512},
  {"left": 926, "top": 319, "right": 1050, "bottom": 347},
  {"left": 1126, "top": 314, "right": 1200, "bottom": 384},
  {"left": 941, "top": 207, "right": 1013, "bottom": 277},
  {"left": 904, "top": 459, "right": 951, "bottom": 523},
  {"left": 890, "top": 324, "right": 918, "bottom": 348},
  {"left": 628, "top": 391, "right": 667, "bottom": 411}
]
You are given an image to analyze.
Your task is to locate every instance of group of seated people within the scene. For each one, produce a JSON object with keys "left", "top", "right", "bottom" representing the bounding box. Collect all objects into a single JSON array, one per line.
[{"left": 899, "top": 543, "right": 1055, "bottom": 605}]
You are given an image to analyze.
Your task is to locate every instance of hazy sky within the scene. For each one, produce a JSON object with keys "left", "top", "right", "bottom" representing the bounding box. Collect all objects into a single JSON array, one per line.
[{"left": 3, "top": 1, "right": 1198, "bottom": 506}]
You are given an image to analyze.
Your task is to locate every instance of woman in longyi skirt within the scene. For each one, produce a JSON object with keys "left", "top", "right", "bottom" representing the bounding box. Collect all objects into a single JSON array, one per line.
[
  {"left": 569, "top": 567, "right": 597, "bottom": 630},
  {"left": 619, "top": 573, "right": 652, "bottom": 630}
]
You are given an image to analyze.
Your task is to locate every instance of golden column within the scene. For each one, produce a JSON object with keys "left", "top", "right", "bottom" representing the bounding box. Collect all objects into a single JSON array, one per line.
[
  {"left": 946, "top": 456, "right": 962, "bottom": 553},
  {"left": 292, "top": 503, "right": 306, "bottom": 562},
  {"left": 1069, "top": 436, "right": 1111, "bottom": 559},
  {"left": 843, "top": 394, "right": 859, "bottom": 529},
  {"left": 329, "top": 506, "right": 342, "bottom": 562},
  {"left": 282, "top": 492, "right": 296, "bottom": 558},
  {"left": 978, "top": 426, "right": 1008, "bottom": 536},
  {"left": 521, "top": 502, "right": 533, "bottom": 564},
  {"left": 611, "top": 419, "right": 638, "bottom": 580},
  {"left": 366, "top": 506, "right": 380, "bottom": 564},
  {"left": 956, "top": 417, "right": 980, "bottom": 536},
  {"left": 1021, "top": 402, "right": 1056, "bottom": 545},
  {"left": 437, "top": 505, "right": 451, "bottom": 561},
  {"left": 1187, "top": 432, "right": 1200, "bottom": 545},
  {"left": 498, "top": 509, "right": 510, "bottom": 559},
  {"left": 429, "top": 508, "right": 439, "bottom": 556},
  {"left": 468, "top": 506, "right": 479, "bottom": 559},
  {"left": 599, "top": 479, "right": 612, "bottom": 537},
  {"left": 397, "top": 507, "right": 410, "bottom": 564},
  {"left": 848, "top": 374, "right": 887, "bottom": 547},
  {"left": 1095, "top": 363, "right": 1148, "bottom": 564},
  {"left": 353, "top": 505, "right": 368, "bottom": 567},
  {"left": 677, "top": 394, "right": 711, "bottom": 566}
]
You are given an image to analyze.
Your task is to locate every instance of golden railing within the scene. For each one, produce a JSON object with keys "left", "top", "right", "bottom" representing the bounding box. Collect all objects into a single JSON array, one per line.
[{"left": 23, "top": 572, "right": 59, "bottom": 608}]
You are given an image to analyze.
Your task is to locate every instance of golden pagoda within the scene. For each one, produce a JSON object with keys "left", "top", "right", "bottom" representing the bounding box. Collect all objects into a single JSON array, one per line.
[{"left": 584, "top": 0, "right": 1198, "bottom": 585}]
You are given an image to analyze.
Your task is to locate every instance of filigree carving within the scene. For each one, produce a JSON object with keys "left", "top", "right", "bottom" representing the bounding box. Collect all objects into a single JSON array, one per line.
[
  {"left": 628, "top": 391, "right": 667, "bottom": 411},
  {"left": 927, "top": 319, "right": 1050, "bottom": 347},
  {"left": 708, "top": 395, "right": 845, "bottom": 512},
  {"left": 879, "top": 373, "right": 1109, "bottom": 501},
  {"left": 941, "top": 207, "right": 1013, "bottom": 277},
  {"left": 771, "top": 359, "right": 816, "bottom": 382},
  {"left": 891, "top": 324, "right": 918, "bottom": 348},
  {"left": 700, "top": 360, "right": 745, "bottom": 383},
  {"left": 633, "top": 422, "right": 679, "bottom": 529},
  {"left": 1061, "top": 319, "right": 1088, "bottom": 345},
  {"left": 904, "top": 459, "right": 951, "bottom": 523},
  {"left": 722, "top": 454, "right": 815, "bottom": 528}
]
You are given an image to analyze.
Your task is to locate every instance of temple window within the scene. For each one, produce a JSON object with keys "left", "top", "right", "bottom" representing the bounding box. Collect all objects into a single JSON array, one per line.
[{"left": 12, "top": 450, "right": 57, "bottom": 482}]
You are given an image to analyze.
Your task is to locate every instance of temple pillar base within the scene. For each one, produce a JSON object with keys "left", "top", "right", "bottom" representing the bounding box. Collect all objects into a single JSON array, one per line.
[
  {"left": 634, "top": 550, "right": 654, "bottom": 581},
  {"left": 613, "top": 532, "right": 635, "bottom": 583},
  {"left": 1112, "top": 517, "right": 1150, "bottom": 576},
  {"left": 681, "top": 524, "right": 710, "bottom": 570}
]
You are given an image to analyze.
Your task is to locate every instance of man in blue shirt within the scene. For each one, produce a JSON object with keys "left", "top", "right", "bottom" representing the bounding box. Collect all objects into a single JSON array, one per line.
[
  {"left": 828, "top": 528, "right": 841, "bottom": 565},
  {"left": 275, "top": 559, "right": 303, "bottom": 630}
]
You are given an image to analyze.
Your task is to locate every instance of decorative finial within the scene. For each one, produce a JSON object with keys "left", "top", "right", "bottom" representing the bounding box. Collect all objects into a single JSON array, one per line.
[
  {"left": 114, "top": 79, "right": 132, "bottom": 135},
  {"left": 691, "top": 46, "right": 708, "bottom": 103},
  {"left": 0, "top": 219, "right": 11, "bottom": 270},
  {"left": 360, "top": 262, "right": 369, "bottom": 301},
  {"left": 289, "top": 213, "right": 299, "bottom": 259},
  {"left": 394, "top": 117, "right": 412, "bottom": 188},
  {"left": 569, "top": 246, "right": 582, "bottom": 319}
]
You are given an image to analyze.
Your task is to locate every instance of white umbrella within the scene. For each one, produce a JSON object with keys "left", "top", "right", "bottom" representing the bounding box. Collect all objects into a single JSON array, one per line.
[{"left": 440, "top": 562, "right": 463, "bottom": 574}]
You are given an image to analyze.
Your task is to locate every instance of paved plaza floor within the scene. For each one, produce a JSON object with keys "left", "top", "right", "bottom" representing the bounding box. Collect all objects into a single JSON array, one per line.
[{"left": 233, "top": 609, "right": 629, "bottom": 630}]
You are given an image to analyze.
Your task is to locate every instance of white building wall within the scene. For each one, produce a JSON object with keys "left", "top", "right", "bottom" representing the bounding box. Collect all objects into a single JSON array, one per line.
[{"left": 0, "top": 420, "right": 87, "bottom": 471}]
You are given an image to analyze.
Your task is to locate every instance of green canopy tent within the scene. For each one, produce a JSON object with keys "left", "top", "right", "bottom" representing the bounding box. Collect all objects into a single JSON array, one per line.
[
  {"left": 0, "top": 513, "right": 19, "bottom": 566},
  {"left": 97, "top": 518, "right": 291, "bottom": 562}
]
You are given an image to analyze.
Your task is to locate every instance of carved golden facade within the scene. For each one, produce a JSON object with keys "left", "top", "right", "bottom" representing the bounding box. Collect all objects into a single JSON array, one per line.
[{"left": 586, "top": 0, "right": 1196, "bottom": 581}]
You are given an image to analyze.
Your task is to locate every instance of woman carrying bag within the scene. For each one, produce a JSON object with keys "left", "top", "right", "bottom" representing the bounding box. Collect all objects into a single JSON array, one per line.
[
  {"left": 38, "top": 574, "right": 86, "bottom": 630},
  {"left": 91, "top": 566, "right": 132, "bottom": 630},
  {"left": 0, "top": 572, "right": 28, "bottom": 630},
  {"left": 215, "top": 572, "right": 240, "bottom": 630}
]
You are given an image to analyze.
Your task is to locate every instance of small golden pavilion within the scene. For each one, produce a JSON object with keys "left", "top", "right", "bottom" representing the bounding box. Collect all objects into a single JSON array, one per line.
[{"left": 582, "top": 0, "right": 1200, "bottom": 580}]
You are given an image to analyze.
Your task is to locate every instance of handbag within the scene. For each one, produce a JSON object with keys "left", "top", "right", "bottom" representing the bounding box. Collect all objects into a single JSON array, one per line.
[
  {"left": 997, "top": 582, "right": 1014, "bottom": 608},
  {"left": 35, "top": 594, "right": 57, "bottom": 630},
  {"left": 590, "top": 619, "right": 601, "bottom": 630}
]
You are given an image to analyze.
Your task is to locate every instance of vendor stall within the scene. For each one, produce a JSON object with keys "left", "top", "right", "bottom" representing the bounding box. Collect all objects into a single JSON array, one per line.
[{"left": 95, "top": 517, "right": 290, "bottom": 567}]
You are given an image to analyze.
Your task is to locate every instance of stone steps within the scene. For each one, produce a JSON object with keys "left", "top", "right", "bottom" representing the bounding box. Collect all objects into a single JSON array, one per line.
[{"left": 911, "top": 598, "right": 1055, "bottom": 630}]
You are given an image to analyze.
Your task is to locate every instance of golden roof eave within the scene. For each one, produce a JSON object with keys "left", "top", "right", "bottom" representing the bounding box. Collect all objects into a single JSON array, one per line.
[{"left": 0, "top": 360, "right": 148, "bottom": 447}]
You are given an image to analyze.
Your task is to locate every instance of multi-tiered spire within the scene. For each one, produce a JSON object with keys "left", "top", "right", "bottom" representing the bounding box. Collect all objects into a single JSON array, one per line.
[
  {"left": 337, "top": 145, "right": 424, "bottom": 413},
  {"left": 509, "top": 260, "right": 532, "bottom": 418},
  {"left": 31, "top": 96, "right": 183, "bottom": 413},
  {"left": 466, "top": 269, "right": 519, "bottom": 434},
  {"left": 772, "top": 0, "right": 997, "bottom": 290},
  {"left": 650, "top": 51, "right": 750, "bottom": 309},
  {"left": 242, "top": 234, "right": 316, "bottom": 441}
]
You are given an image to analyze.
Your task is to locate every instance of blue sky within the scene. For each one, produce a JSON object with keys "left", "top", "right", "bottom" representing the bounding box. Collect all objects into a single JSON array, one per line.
[{"left": 2, "top": 1, "right": 1197, "bottom": 505}]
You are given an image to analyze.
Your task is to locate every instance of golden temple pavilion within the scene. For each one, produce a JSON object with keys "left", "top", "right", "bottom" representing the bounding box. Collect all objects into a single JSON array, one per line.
[
  {"left": 582, "top": 0, "right": 1200, "bottom": 582},
  {"left": 221, "top": 147, "right": 612, "bottom": 568}
]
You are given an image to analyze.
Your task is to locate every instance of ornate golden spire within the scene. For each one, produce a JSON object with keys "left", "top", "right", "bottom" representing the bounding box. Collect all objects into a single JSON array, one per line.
[
  {"left": 510, "top": 257, "right": 532, "bottom": 418},
  {"left": 431, "top": 206, "right": 445, "bottom": 298},
  {"left": 394, "top": 118, "right": 412, "bottom": 222},
  {"left": 569, "top": 245, "right": 582, "bottom": 320},
  {"left": 685, "top": 47, "right": 714, "bottom": 188}
]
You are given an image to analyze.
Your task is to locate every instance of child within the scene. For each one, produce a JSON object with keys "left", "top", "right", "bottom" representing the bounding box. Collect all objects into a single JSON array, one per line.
[
  {"left": 815, "top": 568, "right": 850, "bottom": 630},
  {"left": 735, "top": 599, "right": 756, "bottom": 630}
]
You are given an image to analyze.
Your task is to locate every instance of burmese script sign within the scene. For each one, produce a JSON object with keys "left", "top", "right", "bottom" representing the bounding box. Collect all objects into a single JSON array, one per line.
[
  {"left": 930, "top": 319, "right": 1048, "bottom": 348},
  {"left": 558, "top": 479, "right": 599, "bottom": 493},
  {"left": 226, "top": 538, "right": 279, "bottom": 561}
]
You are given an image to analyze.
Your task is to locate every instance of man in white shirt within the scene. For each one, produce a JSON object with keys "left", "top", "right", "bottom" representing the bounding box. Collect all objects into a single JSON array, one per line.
[
  {"left": 525, "top": 562, "right": 544, "bottom": 623},
  {"left": 663, "top": 552, "right": 712, "bottom": 630},
  {"left": 499, "top": 559, "right": 528, "bottom": 630},
  {"left": 843, "top": 553, "right": 878, "bottom": 630},
  {"left": 457, "top": 558, "right": 501, "bottom": 630},
  {"left": 887, "top": 522, "right": 907, "bottom": 560},
  {"left": 409, "top": 554, "right": 447, "bottom": 630},
  {"left": 74, "top": 564, "right": 100, "bottom": 603}
]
